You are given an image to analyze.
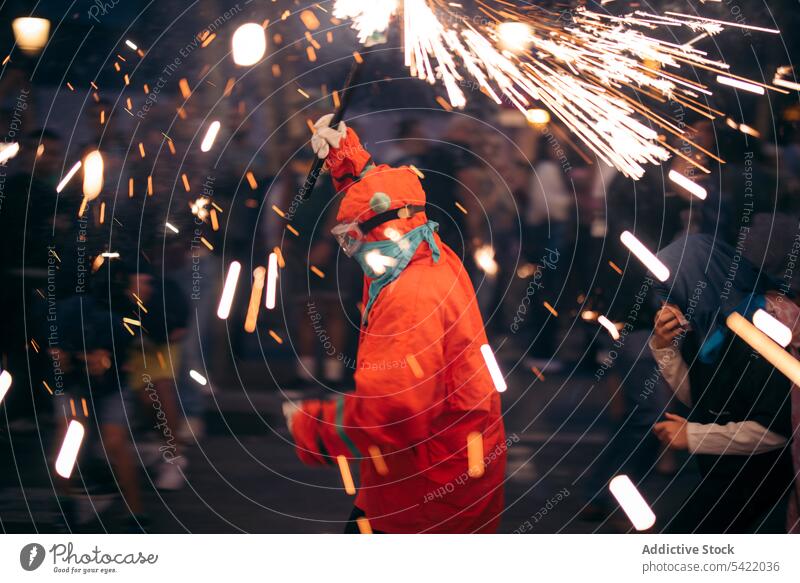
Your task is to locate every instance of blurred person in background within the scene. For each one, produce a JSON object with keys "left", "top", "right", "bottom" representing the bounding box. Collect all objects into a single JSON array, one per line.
[
  {"left": 126, "top": 265, "right": 189, "bottom": 491},
  {"left": 47, "top": 262, "right": 146, "bottom": 532},
  {"left": 523, "top": 133, "right": 575, "bottom": 372},
  {"left": 650, "top": 234, "right": 795, "bottom": 533}
]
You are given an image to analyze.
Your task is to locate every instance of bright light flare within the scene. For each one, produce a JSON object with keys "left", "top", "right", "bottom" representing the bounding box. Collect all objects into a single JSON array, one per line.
[
  {"left": 525, "top": 109, "right": 550, "bottom": 125},
  {"left": 480, "top": 344, "right": 507, "bottom": 393},
  {"left": 82, "top": 150, "right": 104, "bottom": 201},
  {"left": 474, "top": 245, "right": 498, "bottom": 276},
  {"left": 497, "top": 22, "right": 532, "bottom": 52},
  {"left": 334, "top": 1, "right": 397, "bottom": 43},
  {"left": 364, "top": 250, "right": 397, "bottom": 276},
  {"left": 668, "top": 170, "right": 707, "bottom": 200},
  {"left": 200, "top": 121, "right": 221, "bottom": 152},
  {"left": 0, "top": 370, "right": 12, "bottom": 406},
  {"left": 609, "top": 474, "right": 656, "bottom": 531},
  {"left": 620, "top": 231, "right": 670, "bottom": 282},
  {"left": 232, "top": 23, "right": 266, "bottom": 66},
  {"left": 266, "top": 252, "right": 278, "bottom": 309},
  {"left": 55, "top": 420, "right": 85, "bottom": 479},
  {"left": 752, "top": 309, "right": 792, "bottom": 347},
  {"left": 0, "top": 142, "right": 20, "bottom": 164},
  {"left": 217, "top": 261, "right": 242, "bottom": 319},
  {"left": 597, "top": 315, "right": 620, "bottom": 340},
  {"left": 728, "top": 312, "right": 800, "bottom": 386},
  {"left": 12, "top": 17, "right": 50, "bottom": 55}
]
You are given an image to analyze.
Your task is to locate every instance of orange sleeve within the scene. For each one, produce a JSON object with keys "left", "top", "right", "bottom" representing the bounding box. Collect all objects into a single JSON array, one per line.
[
  {"left": 326, "top": 127, "right": 373, "bottom": 193},
  {"left": 310, "top": 285, "right": 446, "bottom": 460}
]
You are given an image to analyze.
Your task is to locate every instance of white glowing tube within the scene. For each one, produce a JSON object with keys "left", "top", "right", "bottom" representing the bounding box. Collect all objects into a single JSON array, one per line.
[
  {"left": 189, "top": 369, "right": 208, "bottom": 386},
  {"left": 200, "top": 121, "right": 221, "bottom": 152},
  {"left": 265, "top": 252, "right": 278, "bottom": 310},
  {"left": 125, "top": 39, "right": 138, "bottom": 51},
  {"left": 82, "top": 150, "right": 104, "bottom": 201},
  {"left": 217, "top": 261, "right": 242, "bottom": 319},
  {"left": 727, "top": 313, "right": 800, "bottom": 388},
  {"left": 609, "top": 475, "right": 656, "bottom": 531},
  {"left": 480, "top": 344, "right": 507, "bottom": 393},
  {"left": 597, "top": 315, "right": 620, "bottom": 340},
  {"left": 55, "top": 420, "right": 85, "bottom": 479},
  {"left": 668, "top": 169, "right": 707, "bottom": 200},
  {"left": 752, "top": 309, "right": 792, "bottom": 348},
  {"left": 620, "top": 231, "right": 670, "bottom": 282},
  {"left": 0, "top": 370, "right": 12, "bottom": 406},
  {"left": 0, "top": 142, "right": 20, "bottom": 164},
  {"left": 716, "top": 75, "right": 765, "bottom": 95},
  {"left": 56, "top": 161, "right": 82, "bottom": 193},
  {"left": 232, "top": 23, "right": 266, "bottom": 66}
]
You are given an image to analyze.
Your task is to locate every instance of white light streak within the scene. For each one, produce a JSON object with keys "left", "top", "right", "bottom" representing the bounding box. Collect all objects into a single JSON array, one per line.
[
  {"left": 609, "top": 474, "right": 656, "bottom": 531},
  {"left": 728, "top": 312, "right": 800, "bottom": 386},
  {"left": 125, "top": 39, "right": 138, "bottom": 51},
  {"left": 189, "top": 369, "right": 208, "bottom": 386},
  {"left": 200, "top": 121, "right": 221, "bottom": 152},
  {"left": 0, "top": 370, "right": 12, "bottom": 406},
  {"left": 56, "top": 160, "right": 81, "bottom": 193},
  {"left": 597, "top": 315, "right": 620, "bottom": 340},
  {"left": 668, "top": 169, "right": 707, "bottom": 200},
  {"left": 165, "top": 222, "right": 179, "bottom": 234},
  {"left": 232, "top": 23, "right": 266, "bottom": 66},
  {"left": 620, "top": 231, "right": 670, "bottom": 282},
  {"left": 55, "top": 420, "right": 85, "bottom": 479},
  {"left": 217, "top": 261, "right": 242, "bottom": 319},
  {"left": 716, "top": 75, "right": 765, "bottom": 95},
  {"left": 480, "top": 344, "right": 507, "bottom": 393},
  {"left": 266, "top": 252, "right": 278, "bottom": 310},
  {"left": 752, "top": 309, "right": 792, "bottom": 348}
]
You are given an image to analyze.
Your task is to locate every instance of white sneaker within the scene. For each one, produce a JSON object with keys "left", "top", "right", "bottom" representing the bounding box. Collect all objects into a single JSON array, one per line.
[{"left": 155, "top": 457, "right": 188, "bottom": 491}]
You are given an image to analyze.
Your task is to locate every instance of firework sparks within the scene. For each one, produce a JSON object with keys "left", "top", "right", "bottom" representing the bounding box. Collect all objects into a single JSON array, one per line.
[{"left": 335, "top": 1, "right": 780, "bottom": 178}]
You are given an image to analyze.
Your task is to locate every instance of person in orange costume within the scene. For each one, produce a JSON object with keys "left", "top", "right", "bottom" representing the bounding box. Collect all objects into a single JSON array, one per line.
[{"left": 286, "top": 115, "right": 506, "bottom": 533}]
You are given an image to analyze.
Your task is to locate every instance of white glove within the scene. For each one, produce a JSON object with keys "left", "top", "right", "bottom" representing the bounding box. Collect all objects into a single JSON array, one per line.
[
  {"left": 311, "top": 113, "right": 347, "bottom": 160},
  {"left": 282, "top": 401, "right": 299, "bottom": 435}
]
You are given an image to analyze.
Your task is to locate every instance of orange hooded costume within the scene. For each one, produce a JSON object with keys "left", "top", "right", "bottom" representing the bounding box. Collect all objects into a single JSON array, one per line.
[{"left": 291, "top": 127, "right": 506, "bottom": 533}]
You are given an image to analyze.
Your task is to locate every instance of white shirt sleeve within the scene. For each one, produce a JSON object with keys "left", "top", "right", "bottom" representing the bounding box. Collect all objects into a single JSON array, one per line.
[
  {"left": 649, "top": 340, "right": 692, "bottom": 406},
  {"left": 686, "top": 420, "right": 788, "bottom": 455}
]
